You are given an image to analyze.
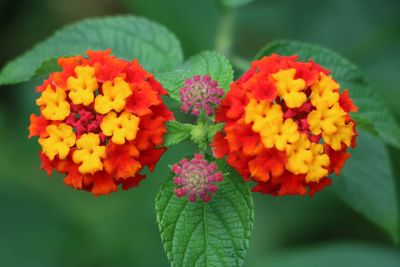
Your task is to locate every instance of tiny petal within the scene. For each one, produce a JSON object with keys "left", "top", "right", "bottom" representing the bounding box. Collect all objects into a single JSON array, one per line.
[
  {"left": 174, "top": 187, "right": 188, "bottom": 198},
  {"left": 172, "top": 163, "right": 182, "bottom": 174},
  {"left": 173, "top": 177, "right": 187, "bottom": 186},
  {"left": 205, "top": 184, "right": 218, "bottom": 193},
  {"left": 199, "top": 192, "right": 212, "bottom": 203}
]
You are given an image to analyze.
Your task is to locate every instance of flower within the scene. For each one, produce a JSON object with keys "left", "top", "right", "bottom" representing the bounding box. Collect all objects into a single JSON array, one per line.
[
  {"left": 172, "top": 154, "right": 223, "bottom": 202},
  {"left": 72, "top": 133, "right": 106, "bottom": 174},
  {"left": 38, "top": 124, "right": 76, "bottom": 160},
  {"left": 29, "top": 49, "right": 174, "bottom": 196},
  {"left": 212, "top": 54, "right": 357, "bottom": 196},
  {"left": 179, "top": 75, "right": 224, "bottom": 116}
]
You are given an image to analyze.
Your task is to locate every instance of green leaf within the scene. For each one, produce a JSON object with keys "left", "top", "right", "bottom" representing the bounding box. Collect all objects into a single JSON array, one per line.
[
  {"left": 219, "top": 0, "right": 254, "bottom": 8},
  {"left": 251, "top": 243, "right": 400, "bottom": 267},
  {"left": 335, "top": 130, "right": 399, "bottom": 241},
  {"left": 257, "top": 40, "right": 400, "bottom": 149},
  {"left": 156, "top": 51, "right": 234, "bottom": 101},
  {"left": 207, "top": 123, "right": 224, "bottom": 142},
  {"left": 156, "top": 158, "right": 254, "bottom": 267},
  {"left": 351, "top": 114, "right": 379, "bottom": 136},
  {"left": 0, "top": 15, "right": 183, "bottom": 85},
  {"left": 32, "top": 58, "right": 61, "bottom": 80},
  {"left": 164, "top": 121, "right": 194, "bottom": 147}
]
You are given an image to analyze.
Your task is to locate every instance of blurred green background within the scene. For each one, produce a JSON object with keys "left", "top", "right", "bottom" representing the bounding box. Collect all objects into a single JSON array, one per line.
[{"left": 0, "top": 0, "right": 399, "bottom": 266}]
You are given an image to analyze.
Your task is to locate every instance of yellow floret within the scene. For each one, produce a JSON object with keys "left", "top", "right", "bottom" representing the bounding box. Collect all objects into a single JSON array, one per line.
[
  {"left": 245, "top": 99, "right": 299, "bottom": 151},
  {"left": 36, "top": 86, "right": 70, "bottom": 120},
  {"left": 285, "top": 134, "right": 329, "bottom": 181},
  {"left": 244, "top": 98, "right": 270, "bottom": 125},
  {"left": 286, "top": 134, "right": 313, "bottom": 174},
  {"left": 274, "top": 119, "right": 300, "bottom": 150},
  {"left": 307, "top": 103, "right": 346, "bottom": 135},
  {"left": 67, "top": 65, "right": 98, "bottom": 106},
  {"left": 39, "top": 123, "right": 76, "bottom": 160},
  {"left": 245, "top": 100, "right": 282, "bottom": 132},
  {"left": 310, "top": 72, "right": 340, "bottom": 108},
  {"left": 272, "top": 68, "right": 306, "bottom": 108},
  {"left": 94, "top": 77, "right": 132, "bottom": 114},
  {"left": 260, "top": 118, "right": 300, "bottom": 151},
  {"left": 73, "top": 133, "right": 105, "bottom": 174},
  {"left": 323, "top": 121, "right": 355, "bottom": 151},
  {"left": 253, "top": 104, "right": 283, "bottom": 133},
  {"left": 305, "top": 143, "right": 330, "bottom": 182},
  {"left": 100, "top": 111, "right": 140, "bottom": 144}
]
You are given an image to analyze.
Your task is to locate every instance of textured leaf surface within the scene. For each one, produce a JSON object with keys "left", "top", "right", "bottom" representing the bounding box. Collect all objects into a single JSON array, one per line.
[
  {"left": 336, "top": 130, "right": 399, "bottom": 240},
  {"left": 156, "top": 158, "right": 254, "bottom": 267},
  {"left": 156, "top": 51, "right": 234, "bottom": 101},
  {"left": 164, "top": 121, "right": 194, "bottom": 147},
  {"left": 0, "top": 16, "right": 183, "bottom": 85},
  {"left": 258, "top": 40, "right": 400, "bottom": 149}
]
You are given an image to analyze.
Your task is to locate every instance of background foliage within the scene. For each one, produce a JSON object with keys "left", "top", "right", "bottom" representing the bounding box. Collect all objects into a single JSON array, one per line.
[{"left": 0, "top": 0, "right": 399, "bottom": 266}]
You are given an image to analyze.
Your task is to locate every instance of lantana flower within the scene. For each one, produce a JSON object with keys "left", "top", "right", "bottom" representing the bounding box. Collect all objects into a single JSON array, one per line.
[
  {"left": 179, "top": 75, "right": 224, "bottom": 116},
  {"left": 172, "top": 154, "right": 223, "bottom": 202},
  {"left": 212, "top": 54, "right": 357, "bottom": 196},
  {"left": 29, "top": 50, "right": 173, "bottom": 196}
]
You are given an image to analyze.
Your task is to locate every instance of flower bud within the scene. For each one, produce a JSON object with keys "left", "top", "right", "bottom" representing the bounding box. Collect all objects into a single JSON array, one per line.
[
  {"left": 179, "top": 75, "right": 224, "bottom": 116},
  {"left": 172, "top": 154, "right": 223, "bottom": 202}
]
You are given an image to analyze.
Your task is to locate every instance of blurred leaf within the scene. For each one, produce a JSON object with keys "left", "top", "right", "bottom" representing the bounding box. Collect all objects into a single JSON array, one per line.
[
  {"left": 219, "top": 0, "right": 254, "bottom": 8},
  {"left": 351, "top": 114, "right": 379, "bottom": 136},
  {"left": 156, "top": 51, "right": 234, "bottom": 101},
  {"left": 0, "top": 15, "right": 183, "bottom": 85},
  {"left": 335, "top": 130, "right": 399, "bottom": 241},
  {"left": 155, "top": 158, "right": 254, "bottom": 267},
  {"left": 257, "top": 40, "right": 400, "bottom": 149},
  {"left": 118, "top": 0, "right": 218, "bottom": 57},
  {"left": 250, "top": 243, "right": 400, "bottom": 267},
  {"left": 164, "top": 121, "right": 194, "bottom": 147}
]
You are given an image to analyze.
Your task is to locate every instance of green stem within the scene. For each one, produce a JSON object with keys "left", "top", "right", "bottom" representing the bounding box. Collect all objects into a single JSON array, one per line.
[
  {"left": 215, "top": 8, "right": 235, "bottom": 57},
  {"left": 230, "top": 55, "right": 250, "bottom": 73}
]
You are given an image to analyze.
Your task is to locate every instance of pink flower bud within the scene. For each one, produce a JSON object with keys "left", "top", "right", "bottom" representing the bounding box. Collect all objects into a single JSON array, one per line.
[
  {"left": 179, "top": 75, "right": 224, "bottom": 116},
  {"left": 171, "top": 154, "right": 223, "bottom": 203}
]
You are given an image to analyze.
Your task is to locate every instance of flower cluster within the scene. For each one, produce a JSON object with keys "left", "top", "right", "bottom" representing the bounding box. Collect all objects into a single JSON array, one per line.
[
  {"left": 179, "top": 75, "right": 224, "bottom": 116},
  {"left": 29, "top": 50, "right": 173, "bottom": 196},
  {"left": 172, "top": 154, "right": 223, "bottom": 202},
  {"left": 212, "top": 54, "right": 357, "bottom": 196}
]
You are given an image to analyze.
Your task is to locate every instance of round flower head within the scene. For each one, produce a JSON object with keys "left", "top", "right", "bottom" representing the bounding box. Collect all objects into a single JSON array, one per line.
[
  {"left": 179, "top": 75, "right": 224, "bottom": 116},
  {"left": 172, "top": 154, "right": 223, "bottom": 202},
  {"left": 212, "top": 54, "right": 357, "bottom": 196},
  {"left": 29, "top": 50, "right": 174, "bottom": 196}
]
